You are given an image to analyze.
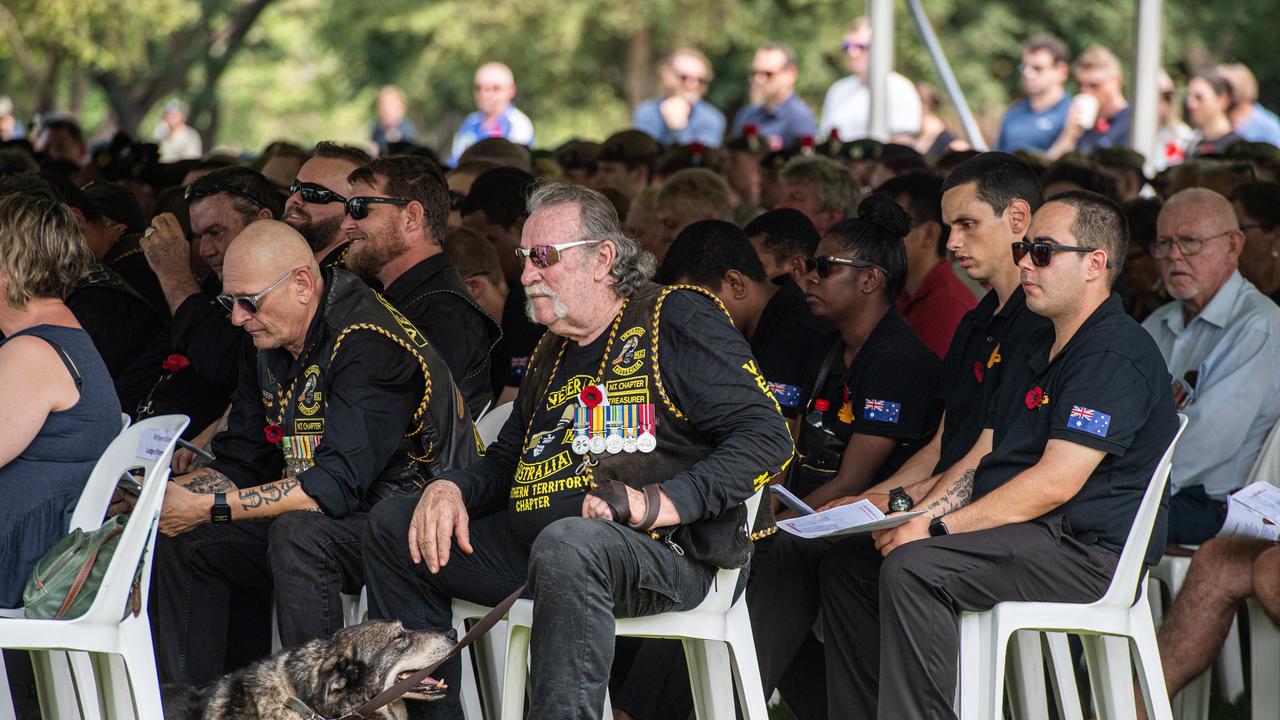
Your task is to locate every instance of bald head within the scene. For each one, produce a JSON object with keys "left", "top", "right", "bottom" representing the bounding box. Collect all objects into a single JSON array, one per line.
[
  {"left": 223, "top": 220, "right": 325, "bottom": 356},
  {"left": 474, "top": 62, "right": 517, "bottom": 116},
  {"left": 1156, "top": 188, "right": 1244, "bottom": 315},
  {"left": 1161, "top": 188, "right": 1239, "bottom": 233}
]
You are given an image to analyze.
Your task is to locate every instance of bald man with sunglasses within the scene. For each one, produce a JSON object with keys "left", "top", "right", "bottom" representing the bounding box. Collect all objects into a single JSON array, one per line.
[
  {"left": 150, "top": 220, "right": 478, "bottom": 687},
  {"left": 363, "top": 182, "right": 793, "bottom": 720}
]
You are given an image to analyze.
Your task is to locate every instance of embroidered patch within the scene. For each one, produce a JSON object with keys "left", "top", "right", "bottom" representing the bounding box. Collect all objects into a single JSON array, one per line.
[
  {"left": 768, "top": 381, "right": 803, "bottom": 410},
  {"left": 863, "top": 399, "right": 901, "bottom": 424},
  {"left": 610, "top": 326, "right": 646, "bottom": 376},
  {"left": 1068, "top": 405, "right": 1112, "bottom": 438}
]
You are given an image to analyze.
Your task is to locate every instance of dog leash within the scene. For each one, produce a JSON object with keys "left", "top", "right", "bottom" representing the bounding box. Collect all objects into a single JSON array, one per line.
[{"left": 286, "top": 583, "right": 527, "bottom": 720}]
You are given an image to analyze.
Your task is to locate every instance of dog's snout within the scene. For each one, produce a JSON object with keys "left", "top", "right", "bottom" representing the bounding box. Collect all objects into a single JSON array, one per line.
[{"left": 446, "top": 628, "right": 458, "bottom": 643}]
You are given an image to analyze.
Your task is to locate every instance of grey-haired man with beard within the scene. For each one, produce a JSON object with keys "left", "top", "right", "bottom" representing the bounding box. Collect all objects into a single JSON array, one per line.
[
  {"left": 363, "top": 182, "right": 794, "bottom": 720},
  {"left": 340, "top": 155, "right": 501, "bottom": 416},
  {"left": 282, "top": 142, "right": 371, "bottom": 268}
]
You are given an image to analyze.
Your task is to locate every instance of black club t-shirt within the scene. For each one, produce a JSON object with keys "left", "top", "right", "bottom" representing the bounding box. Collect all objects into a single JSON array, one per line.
[
  {"left": 977, "top": 293, "right": 1178, "bottom": 565},
  {"left": 799, "top": 309, "right": 943, "bottom": 492},
  {"left": 752, "top": 279, "right": 836, "bottom": 418}
]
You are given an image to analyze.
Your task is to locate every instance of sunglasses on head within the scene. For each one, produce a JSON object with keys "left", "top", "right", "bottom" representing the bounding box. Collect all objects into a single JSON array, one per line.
[
  {"left": 184, "top": 181, "right": 268, "bottom": 210},
  {"left": 344, "top": 196, "right": 410, "bottom": 220},
  {"left": 842, "top": 41, "right": 870, "bottom": 54},
  {"left": 216, "top": 267, "right": 303, "bottom": 315},
  {"left": 289, "top": 180, "right": 346, "bottom": 205},
  {"left": 514, "top": 239, "right": 602, "bottom": 269},
  {"left": 1011, "top": 240, "right": 1104, "bottom": 268},
  {"left": 803, "top": 255, "right": 884, "bottom": 278}
]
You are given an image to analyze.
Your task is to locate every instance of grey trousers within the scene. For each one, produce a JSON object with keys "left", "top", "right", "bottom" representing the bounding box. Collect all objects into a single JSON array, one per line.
[
  {"left": 749, "top": 517, "right": 1119, "bottom": 719},
  {"left": 362, "top": 496, "right": 715, "bottom": 720}
]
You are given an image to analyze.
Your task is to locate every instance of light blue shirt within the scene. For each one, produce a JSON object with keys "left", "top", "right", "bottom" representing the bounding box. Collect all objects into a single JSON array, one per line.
[{"left": 1142, "top": 271, "right": 1280, "bottom": 499}]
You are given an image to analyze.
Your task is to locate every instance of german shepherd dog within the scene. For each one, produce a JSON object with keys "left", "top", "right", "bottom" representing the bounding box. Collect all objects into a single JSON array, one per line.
[{"left": 164, "top": 621, "right": 455, "bottom": 720}]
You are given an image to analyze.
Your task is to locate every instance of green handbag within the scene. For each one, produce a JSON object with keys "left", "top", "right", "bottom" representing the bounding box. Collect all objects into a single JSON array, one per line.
[{"left": 23, "top": 514, "right": 147, "bottom": 621}]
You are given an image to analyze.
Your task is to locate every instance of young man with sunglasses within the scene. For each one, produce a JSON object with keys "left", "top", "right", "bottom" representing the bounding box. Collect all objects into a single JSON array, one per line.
[
  {"left": 363, "top": 182, "right": 793, "bottom": 720},
  {"left": 632, "top": 48, "right": 726, "bottom": 149},
  {"left": 822, "top": 190, "right": 1177, "bottom": 718},
  {"left": 341, "top": 155, "right": 500, "bottom": 417},
  {"left": 818, "top": 16, "right": 922, "bottom": 144},
  {"left": 283, "top": 141, "right": 372, "bottom": 268},
  {"left": 1140, "top": 188, "right": 1280, "bottom": 544},
  {"left": 730, "top": 43, "right": 816, "bottom": 152},
  {"left": 149, "top": 220, "right": 479, "bottom": 687}
]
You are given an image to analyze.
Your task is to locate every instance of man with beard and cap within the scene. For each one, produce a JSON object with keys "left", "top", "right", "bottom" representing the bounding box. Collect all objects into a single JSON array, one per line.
[
  {"left": 283, "top": 142, "right": 372, "bottom": 269},
  {"left": 341, "top": 155, "right": 500, "bottom": 416}
]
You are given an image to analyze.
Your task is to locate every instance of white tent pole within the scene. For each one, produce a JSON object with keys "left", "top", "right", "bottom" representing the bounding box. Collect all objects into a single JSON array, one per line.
[
  {"left": 906, "top": 0, "right": 989, "bottom": 150},
  {"left": 1132, "top": 0, "right": 1163, "bottom": 175},
  {"left": 867, "top": 0, "right": 893, "bottom": 142}
]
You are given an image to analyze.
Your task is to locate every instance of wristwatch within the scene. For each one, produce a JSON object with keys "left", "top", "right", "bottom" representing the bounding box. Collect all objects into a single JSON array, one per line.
[
  {"left": 210, "top": 492, "right": 232, "bottom": 524},
  {"left": 928, "top": 517, "right": 950, "bottom": 537}
]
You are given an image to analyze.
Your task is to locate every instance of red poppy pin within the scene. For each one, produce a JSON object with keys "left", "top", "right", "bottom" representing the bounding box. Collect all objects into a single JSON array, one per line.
[
  {"left": 264, "top": 424, "right": 285, "bottom": 445},
  {"left": 579, "top": 385, "right": 604, "bottom": 408},
  {"left": 973, "top": 361, "right": 986, "bottom": 383},
  {"left": 1025, "top": 386, "right": 1044, "bottom": 410},
  {"left": 162, "top": 353, "right": 191, "bottom": 373}
]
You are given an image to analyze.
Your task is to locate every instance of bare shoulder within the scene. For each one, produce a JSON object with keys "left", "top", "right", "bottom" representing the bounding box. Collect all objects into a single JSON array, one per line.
[{"left": 0, "top": 333, "right": 62, "bottom": 368}]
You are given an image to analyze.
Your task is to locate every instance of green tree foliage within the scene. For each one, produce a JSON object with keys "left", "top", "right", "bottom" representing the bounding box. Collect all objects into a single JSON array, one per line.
[{"left": 1, "top": 0, "right": 1277, "bottom": 153}]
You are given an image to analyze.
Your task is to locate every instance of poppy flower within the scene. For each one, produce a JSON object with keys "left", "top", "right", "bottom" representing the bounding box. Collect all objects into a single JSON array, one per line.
[
  {"left": 1025, "top": 386, "right": 1044, "bottom": 410},
  {"left": 579, "top": 385, "right": 604, "bottom": 408},
  {"left": 162, "top": 354, "right": 191, "bottom": 373},
  {"left": 264, "top": 424, "right": 285, "bottom": 444},
  {"left": 973, "top": 361, "right": 986, "bottom": 383}
]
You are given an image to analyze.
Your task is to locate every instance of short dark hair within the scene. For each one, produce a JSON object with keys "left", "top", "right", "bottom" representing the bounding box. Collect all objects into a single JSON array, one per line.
[
  {"left": 825, "top": 194, "right": 912, "bottom": 301},
  {"left": 1021, "top": 35, "right": 1071, "bottom": 66},
  {"left": 1041, "top": 159, "right": 1120, "bottom": 202},
  {"left": 40, "top": 117, "right": 84, "bottom": 147},
  {"left": 876, "top": 172, "right": 946, "bottom": 257},
  {"left": 186, "top": 166, "right": 284, "bottom": 221},
  {"left": 658, "top": 220, "right": 768, "bottom": 286},
  {"left": 1123, "top": 197, "right": 1162, "bottom": 252},
  {"left": 598, "top": 130, "right": 661, "bottom": 177},
  {"left": 1191, "top": 69, "right": 1236, "bottom": 109},
  {"left": 35, "top": 171, "right": 101, "bottom": 223},
  {"left": 942, "top": 151, "right": 1044, "bottom": 217},
  {"left": 348, "top": 156, "right": 448, "bottom": 244},
  {"left": 313, "top": 141, "right": 372, "bottom": 168},
  {"left": 743, "top": 207, "right": 821, "bottom": 262},
  {"left": 1230, "top": 181, "right": 1280, "bottom": 231},
  {"left": 442, "top": 226, "right": 503, "bottom": 280},
  {"left": 460, "top": 167, "right": 537, "bottom": 230},
  {"left": 1046, "top": 189, "right": 1128, "bottom": 284}
]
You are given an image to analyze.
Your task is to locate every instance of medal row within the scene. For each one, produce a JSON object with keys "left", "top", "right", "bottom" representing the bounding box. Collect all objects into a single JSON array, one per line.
[{"left": 571, "top": 403, "right": 657, "bottom": 455}]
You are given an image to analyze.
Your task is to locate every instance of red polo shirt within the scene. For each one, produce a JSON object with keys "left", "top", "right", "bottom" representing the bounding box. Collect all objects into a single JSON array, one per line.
[{"left": 897, "top": 261, "right": 978, "bottom": 359}]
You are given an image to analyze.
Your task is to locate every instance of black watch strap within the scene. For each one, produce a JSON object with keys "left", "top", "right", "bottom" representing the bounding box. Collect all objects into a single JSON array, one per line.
[
  {"left": 211, "top": 492, "right": 232, "bottom": 523},
  {"left": 928, "top": 517, "right": 950, "bottom": 537}
]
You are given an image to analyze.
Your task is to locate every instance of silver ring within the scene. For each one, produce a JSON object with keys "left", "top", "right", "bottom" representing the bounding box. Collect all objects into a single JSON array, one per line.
[{"left": 144, "top": 227, "right": 156, "bottom": 238}]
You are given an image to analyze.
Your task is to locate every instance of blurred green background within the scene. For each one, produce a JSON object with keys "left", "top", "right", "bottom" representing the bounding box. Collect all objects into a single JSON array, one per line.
[{"left": 0, "top": 0, "right": 1275, "bottom": 153}]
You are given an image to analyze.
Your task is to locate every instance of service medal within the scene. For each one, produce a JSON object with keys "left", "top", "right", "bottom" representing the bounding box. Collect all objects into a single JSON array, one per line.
[
  {"left": 623, "top": 435, "right": 639, "bottom": 453},
  {"left": 590, "top": 434, "right": 607, "bottom": 454},
  {"left": 637, "top": 432, "right": 657, "bottom": 453},
  {"left": 572, "top": 435, "right": 590, "bottom": 455}
]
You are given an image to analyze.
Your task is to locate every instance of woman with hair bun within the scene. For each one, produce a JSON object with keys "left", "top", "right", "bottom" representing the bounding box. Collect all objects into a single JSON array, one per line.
[
  {"left": 783, "top": 193, "right": 943, "bottom": 513},
  {"left": 0, "top": 191, "right": 120, "bottom": 609}
]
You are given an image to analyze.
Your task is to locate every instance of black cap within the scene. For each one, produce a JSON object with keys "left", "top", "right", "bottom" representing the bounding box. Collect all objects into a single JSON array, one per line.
[{"left": 83, "top": 180, "right": 147, "bottom": 233}]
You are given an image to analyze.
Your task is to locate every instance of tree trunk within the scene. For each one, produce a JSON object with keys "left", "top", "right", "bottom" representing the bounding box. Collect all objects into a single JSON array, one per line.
[
  {"left": 36, "top": 55, "right": 61, "bottom": 115},
  {"left": 624, "top": 24, "right": 653, "bottom": 111}
]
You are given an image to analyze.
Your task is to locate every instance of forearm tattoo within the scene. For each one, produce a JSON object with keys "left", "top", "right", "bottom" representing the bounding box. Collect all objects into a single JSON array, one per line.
[
  {"left": 182, "top": 469, "right": 234, "bottom": 494},
  {"left": 925, "top": 468, "right": 976, "bottom": 516},
  {"left": 237, "top": 477, "right": 302, "bottom": 512}
]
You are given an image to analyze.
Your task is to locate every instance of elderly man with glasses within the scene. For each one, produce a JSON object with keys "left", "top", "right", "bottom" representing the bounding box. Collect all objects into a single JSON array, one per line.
[
  {"left": 363, "top": 182, "right": 794, "bottom": 720},
  {"left": 147, "top": 219, "right": 478, "bottom": 687},
  {"left": 1141, "top": 188, "right": 1280, "bottom": 545}
]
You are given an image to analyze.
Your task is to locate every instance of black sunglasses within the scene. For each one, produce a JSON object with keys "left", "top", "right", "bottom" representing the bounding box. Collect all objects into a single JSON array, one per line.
[
  {"left": 344, "top": 196, "right": 410, "bottom": 220},
  {"left": 289, "top": 180, "right": 346, "bottom": 205},
  {"left": 184, "top": 181, "right": 267, "bottom": 210},
  {"left": 216, "top": 267, "right": 301, "bottom": 314},
  {"left": 1012, "top": 241, "right": 1104, "bottom": 268},
  {"left": 804, "top": 255, "right": 884, "bottom": 278}
]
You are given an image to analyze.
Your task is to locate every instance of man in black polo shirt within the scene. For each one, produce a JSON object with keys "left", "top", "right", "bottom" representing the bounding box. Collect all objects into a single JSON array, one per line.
[
  {"left": 658, "top": 219, "right": 832, "bottom": 420},
  {"left": 744, "top": 207, "right": 822, "bottom": 287},
  {"left": 824, "top": 190, "right": 1178, "bottom": 718},
  {"left": 342, "top": 155, "right": 500, "bottom": 416}
]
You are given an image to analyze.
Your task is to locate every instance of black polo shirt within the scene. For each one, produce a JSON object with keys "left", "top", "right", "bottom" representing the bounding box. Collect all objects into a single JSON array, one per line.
[
  {"left": 935, "top": 287, "right": 1051, "bottom": 472},
  {"left": 804, "top": 308, "right": 942, "bottom": 485},
  {"left": 976, "top": 293, "right": 1178, "bottom": 565},
  {"left": 752, "top": 279, "right": 835, "bottom": 418}
]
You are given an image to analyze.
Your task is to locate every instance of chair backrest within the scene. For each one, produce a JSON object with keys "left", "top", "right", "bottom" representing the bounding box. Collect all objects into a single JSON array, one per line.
[
  {"left": 1097, "top": 413, "right": 1187, "bottom": 609},
  {"left": 1246, "top": 413, "right": 1280, "bottom": 487},
  {"left": 476, "top": 402, "right": 514, "bottom": 449},
  {"left": 693, "top": 486, "right": 765, "bottom": 615},
  {"left": 72, "top": 415, "right": 188, "bottom": 625},
  {"left": 120, "top": 413, "right": 131, "bottom": 432}
]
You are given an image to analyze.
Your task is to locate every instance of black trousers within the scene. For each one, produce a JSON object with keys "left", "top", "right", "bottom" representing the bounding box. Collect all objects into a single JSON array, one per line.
[
  {"left": 362, "top": 495, "right": 715, "bottom": 720},
  {"left": 1168, "top": 485, "right": 1226, "bottom": 545},
  {"left": 749, "top": 517, "right": 1119, "bottom": 719},
  {"left": 151, "top": 511, "right": 368, "bottom": 686}
]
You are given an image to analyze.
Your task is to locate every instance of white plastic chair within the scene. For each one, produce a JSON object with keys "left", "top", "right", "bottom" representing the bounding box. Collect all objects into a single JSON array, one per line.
[
  {"left": 497, "top": 488, "right": 770, "bottom": 720},
  {"left": 0, "top": 414, "right": 188, "bottom": 720},
  {"left": 476, "top": 402, "right": 513, "bottom": 448},
  {"left": 957, "top": 414, "right": 1188, "bottom": 720},
  {"left": 1246, "top": 598, "right": 1279, "bottom": 720}
]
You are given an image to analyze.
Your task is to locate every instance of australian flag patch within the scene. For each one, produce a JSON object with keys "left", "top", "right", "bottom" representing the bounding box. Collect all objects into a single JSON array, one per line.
[
  {"left": 863, "top": 399, "right": 901, "bottom": 424},
  {"left": 768, "top": 381, "right": 803, "bottom": 410},
  {"left": 1068, "top": 405, "right": 1111, "bottom": 438}
]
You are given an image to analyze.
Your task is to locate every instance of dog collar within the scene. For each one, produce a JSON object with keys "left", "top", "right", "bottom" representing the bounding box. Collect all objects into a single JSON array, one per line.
[{"left": 285, "top": 696, "right": 329, "bottom": 720}]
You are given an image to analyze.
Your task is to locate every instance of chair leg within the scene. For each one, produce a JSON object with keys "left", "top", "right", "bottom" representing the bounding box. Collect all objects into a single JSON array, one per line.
[
  {"left": 1247, "top": 599, "right": 1280, "bottom": 720},
  {"left": 0, "top": 650, "right": 15, "bottom": 720},
  {"left": 1130, "top": 617, "right": 1174, "bottom": 720},
  {"left": 66, "top": 651, "right": 104, "bottom": 720},
  {"left": 30, "top": 651, "right": 81, "bottom": 720},
  {"left": 681, "top": 640, "right": 712, "bottom": 720},
  {"left": 984, "top": 621, "right": 1012, "bottom": 720},
  {"left": 1043, "top": 632, "right": 1084, "bottom": 720},
  {"left": 1217, "top": 614, "right": 1245, "bottom": 703},
  {"left": 458, "top": 647, "right": 484, "bottom": 720},
  {"left": 499, "top": 625, "right": 531, "bottom": 720},
  {"left": 726, "top": 629, "right": 771, "bottom": 720},
  {"left": 1082, "top": 635, "right": 1140, "bottom": 720},
  {"left": 956, "top": 613, "right": 987, "bottom": 719},
  {"left": 118, "top": 628, "right": 165, "bottom": 720},
  {"left": 1006, "top": 631, "right": 1049, "bottom": 720},
  {"left": 92, "top": 653, "right": 136, "bottom": 720}
]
